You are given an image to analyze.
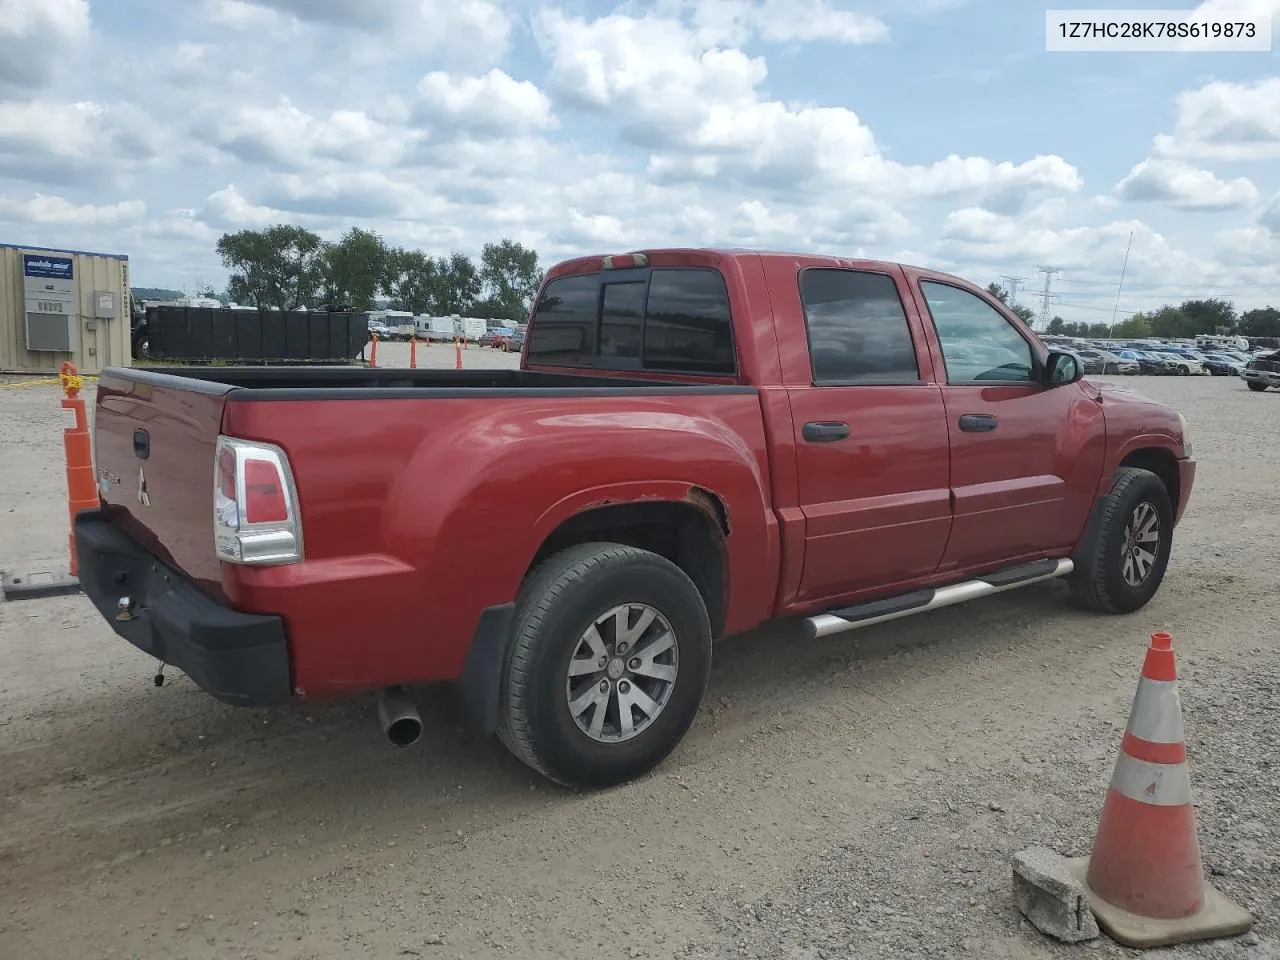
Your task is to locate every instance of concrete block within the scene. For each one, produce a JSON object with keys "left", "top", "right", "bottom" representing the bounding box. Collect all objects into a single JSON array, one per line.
[
  {"left": 0, "top": 570, "right": 81, "bottom": 602},
  {"left": 1012, "top": 847, "right": 1100, "bottom": 943}
]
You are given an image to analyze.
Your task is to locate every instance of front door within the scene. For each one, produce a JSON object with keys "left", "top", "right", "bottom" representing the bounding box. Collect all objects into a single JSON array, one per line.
[
  {"left": 908, "top": 277, "right": 1105, "bottom": 574},
  {"left": 785, "top": 266, "right": 953, "bottom": 604}
]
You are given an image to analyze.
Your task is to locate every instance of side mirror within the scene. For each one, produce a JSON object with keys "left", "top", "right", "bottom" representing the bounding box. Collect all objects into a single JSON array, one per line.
[{"left": 1044, "top": 350, "right": 1083, "bottom": 386}]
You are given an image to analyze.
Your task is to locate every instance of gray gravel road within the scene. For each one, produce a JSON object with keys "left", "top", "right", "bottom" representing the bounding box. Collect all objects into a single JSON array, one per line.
[{"left": 0, "top": 369, "right": 1276, "bottom": 960}]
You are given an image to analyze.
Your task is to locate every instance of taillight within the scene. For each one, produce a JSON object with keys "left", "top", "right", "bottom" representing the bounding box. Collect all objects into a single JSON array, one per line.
[{"left": 213, "top": 435, "right": 303, "bottom": 565}]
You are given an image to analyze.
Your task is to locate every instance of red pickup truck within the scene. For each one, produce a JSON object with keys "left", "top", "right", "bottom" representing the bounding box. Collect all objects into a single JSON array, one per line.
[{"left": 76, "top": 248, "right": 1195, "bottom": 789}]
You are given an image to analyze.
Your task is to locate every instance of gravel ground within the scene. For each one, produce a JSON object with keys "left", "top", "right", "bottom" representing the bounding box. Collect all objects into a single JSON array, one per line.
[{"left": 0, "top": 368, "right": 1276, "bottom": 960}]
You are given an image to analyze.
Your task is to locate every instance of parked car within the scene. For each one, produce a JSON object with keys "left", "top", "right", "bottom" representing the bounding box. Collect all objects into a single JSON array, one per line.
[
  {"left": 75, "top": 249, "right": 1196, "bottom": 790},
  {"left": 1242, "top": 350, "right": 1280, "bottom": 392},
  {"left": 1116, "top": 350, "right": 1168, "bottom": 375},
  {"left": 1152, "top": 352, "right": 1207, "bottom": 376},
  {"left": 1199, "top": 353, "right": 1245, "bottom": 377},
  {"left": 479, "top": 328, "right": 515, "bottom": 348},
  {"left": 1073, "top": 348, "right": 1138, "bottom": 375},
  {"left": 503, "top": 331, "right": 525, "bottom": 352}
]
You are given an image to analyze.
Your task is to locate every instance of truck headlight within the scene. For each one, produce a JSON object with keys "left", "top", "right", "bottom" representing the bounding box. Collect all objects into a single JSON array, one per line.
[{"left": 1177, "top": 413, "right": 1192, "bottom": 458}]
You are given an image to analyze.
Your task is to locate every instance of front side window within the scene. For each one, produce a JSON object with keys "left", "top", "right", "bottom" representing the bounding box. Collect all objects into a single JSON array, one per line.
[
  {"left": 799, "top": 269, "right": 920, "bottom": 384},
  {"left": 919, "top": 281, "right": 1034, "bottom": 383}
]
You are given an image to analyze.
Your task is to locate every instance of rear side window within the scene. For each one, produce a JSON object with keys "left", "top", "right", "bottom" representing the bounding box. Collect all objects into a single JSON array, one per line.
[
  {"left": 799, "top": 269, "right": 920, "bottom": 384},
  {"left": 643, "top": 269, "right": 735, "bottom": 374},
  {"left": 525, "top": 267, "right": 736, "bottom": 375},
  {"left": 525, "top": 274, "right": 599, "bottom": 367}
]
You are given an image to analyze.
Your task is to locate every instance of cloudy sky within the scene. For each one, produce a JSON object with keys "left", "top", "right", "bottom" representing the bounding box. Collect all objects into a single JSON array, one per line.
[{"left": 1, "top": 0, "right": 1278, "bottom": 323}]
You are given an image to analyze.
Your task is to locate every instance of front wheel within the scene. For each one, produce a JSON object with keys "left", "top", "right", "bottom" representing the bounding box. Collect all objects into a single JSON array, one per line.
[
  {"left": 1247, "top": 381, "right": 1268, "bottom": 392},
  {"left": 497, "top": 542, "right": 713, "bottom": 789},
  {"left": 1069, "top": 467, "right": 1174, "bottom": 615}
]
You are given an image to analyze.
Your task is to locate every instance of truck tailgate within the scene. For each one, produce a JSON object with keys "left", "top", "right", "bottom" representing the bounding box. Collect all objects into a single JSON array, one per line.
[{"left": 94, "top": 370, "right": 233, "bottom": 596}]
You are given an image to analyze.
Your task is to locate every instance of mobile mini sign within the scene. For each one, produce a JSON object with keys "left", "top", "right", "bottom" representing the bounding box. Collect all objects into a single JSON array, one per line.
[
  {"left": 22, "top": 252, "right": 76, "bottom": 301},
  {"left": 23, "top": 254, "right": 74, "bottom": 281}
]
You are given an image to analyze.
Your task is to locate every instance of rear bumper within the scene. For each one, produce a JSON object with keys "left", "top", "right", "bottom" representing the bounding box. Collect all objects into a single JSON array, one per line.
[{"left": 74, "top": 509, "right": 292, "bottom": 707}]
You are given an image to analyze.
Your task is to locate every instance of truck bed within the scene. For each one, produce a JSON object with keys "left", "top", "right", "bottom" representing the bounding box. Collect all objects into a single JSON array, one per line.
[{"left": 126, "top": 365, "right": 749, "bottom": 398}]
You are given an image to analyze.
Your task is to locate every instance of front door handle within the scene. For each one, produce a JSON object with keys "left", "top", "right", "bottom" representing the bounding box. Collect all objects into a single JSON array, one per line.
[
  {"left": 958, "top": 414, "right": 998, "bottom": 433},
  {"left": 802, "top": 421, "right": 851, "bottom": 443}
]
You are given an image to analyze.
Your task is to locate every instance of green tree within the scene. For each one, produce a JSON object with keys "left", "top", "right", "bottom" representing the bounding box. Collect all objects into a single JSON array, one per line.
[
  {"left": 480, "top": 239, "right": 542, "bottom": 322},
  {"left": 1240, "top": 306, "right": 1280, "bottom": 337},
  {"left": 1177, "top": 298, "right": 1237, "bottom": 335},
  {"left": 216, "top": 225, "right": 325, "bottom": 310},
  {"left": 1046, "top": 316, "right": 1067, "bottom": 335},
  {"left": 437, "top": 252, "right": 482, "bottom": 315},
  {"left": 1112, "top": 312, "right": 1152, "bottom": 339},
  {"left": 986, "top": 281, "right": 1035, "bottom": 323},
  {"left": 383, "top": 248, "right": 442, "bottom": 314},
  {"left": 320, "top": 227, "right": 390, "bottom": 311}
]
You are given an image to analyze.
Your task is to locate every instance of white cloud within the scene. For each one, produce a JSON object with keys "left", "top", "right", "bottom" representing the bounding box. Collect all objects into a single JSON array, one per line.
[
  {"left": 1260, "top": 190, "right": 1280, "bottom": 234},
  {"left": 0, "top": 0, "right": 89, "bottom": 93},
  {"left": 0, "top": 99, "right": 161, "bottom": 187},
  {"left": 538, "top": 9, "right": 1081, "bottom": 212},
  {"left": 201, "top": 185, "right": 289, "bottom": 229},
  {"left": 1152, "top": 78, "right": 1280, "bottom": 161},
  {"left": 1115, "top": 159, "right": 1258, "bottom": 211},
  {"left": 259, "top": 171, "right": 448, "bottom": 220},
  {"left": 0, "top": 193, "right": 145, "bottom": 226},
  {"left": 215, "top": 0, "right": 512, "bottom": 66},
  {"left": 672, "top": 0, "right": 890, "bottom": 46},
  {"left": 417, "top": 70, "right": 557, "bottom": 134},
  {"left": 208, "top": 99, "right": 416, "bottom": 170}
]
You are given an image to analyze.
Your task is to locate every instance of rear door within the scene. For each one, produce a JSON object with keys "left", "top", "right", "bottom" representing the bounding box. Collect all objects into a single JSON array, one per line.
[
  {"left": 905, "top": 274, "right": 1105, "bottom": 574},
  {"left": 764, "top": 260, "right": 953, "bottom": 605},
  {"left": 93, "top": 370, "right": 233, "bottom": 594}
]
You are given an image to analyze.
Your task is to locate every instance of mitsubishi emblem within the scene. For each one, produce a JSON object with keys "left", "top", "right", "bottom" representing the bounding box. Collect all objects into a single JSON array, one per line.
[{"left": 138, "top": 467, "right": 150, "bottom": 507}]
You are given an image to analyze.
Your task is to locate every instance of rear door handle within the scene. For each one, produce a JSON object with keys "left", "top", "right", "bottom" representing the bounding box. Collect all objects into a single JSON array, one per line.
[
  {"left": 802, "top": 421, "right": 851, "bottom": 443},
  {"left": 958, "top": 414, "right": 998, "bottom": 433}
]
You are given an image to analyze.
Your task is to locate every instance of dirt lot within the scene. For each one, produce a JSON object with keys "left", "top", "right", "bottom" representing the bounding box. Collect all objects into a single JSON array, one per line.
[{"left": 1, "top": 366, "right": 1276, "bottom": 960}]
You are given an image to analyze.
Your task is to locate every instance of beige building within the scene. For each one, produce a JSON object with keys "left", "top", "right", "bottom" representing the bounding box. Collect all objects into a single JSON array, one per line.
[{"left": 0, "top": 243, "right": 132, "bottom": 375}]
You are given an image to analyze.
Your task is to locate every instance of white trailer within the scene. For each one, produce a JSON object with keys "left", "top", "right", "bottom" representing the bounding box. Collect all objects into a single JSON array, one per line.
[{"left": 460, "top": 317, "right": 486, "bottom": 342}]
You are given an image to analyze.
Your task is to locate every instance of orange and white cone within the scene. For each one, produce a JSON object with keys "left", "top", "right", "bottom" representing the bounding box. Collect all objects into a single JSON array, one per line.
[{"left": 1067, "top": 632, "right": 1252, "bottom": 948}]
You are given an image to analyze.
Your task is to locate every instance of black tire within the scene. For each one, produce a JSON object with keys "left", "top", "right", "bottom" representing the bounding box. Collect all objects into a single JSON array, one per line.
[
  {"left": 1069, "top": 467, "right": 1174, "bottom": 615},
  {"left": 1247, "top": 381, "right": 1267, "bottom": 392},
  {"left": 497, "top": 542, "right": 713, "bottom": 789}
]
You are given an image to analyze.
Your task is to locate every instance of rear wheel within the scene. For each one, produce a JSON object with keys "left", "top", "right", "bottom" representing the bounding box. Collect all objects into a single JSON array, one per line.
[
  {"left": 497, "top": 542, "right": 713, "bottom": 789},
  {"left": 1069, "top": 467, "right": 1173, "bottom": 615},
  {"left": 1247, "top": 381, "right": 1268, "bottom": 392}
]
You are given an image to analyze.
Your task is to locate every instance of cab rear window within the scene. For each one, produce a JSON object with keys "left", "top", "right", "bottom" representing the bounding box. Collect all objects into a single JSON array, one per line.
[{"left": 526, "top": 268, "right": 736, "bottom": 376}]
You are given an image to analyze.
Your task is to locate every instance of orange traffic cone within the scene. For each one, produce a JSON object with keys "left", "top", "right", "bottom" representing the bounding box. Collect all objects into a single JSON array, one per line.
[
  {"left": 409, "top": 334, "right": 417, "bottom": 369},
  {"left": 1067, "top": 632, "right": 1252, "bottom": 948},
  {"left": 455, "top": 337, "right": 463, "bottom": 370},
  {"left": 369, "top": 332, "right": 378, "bottom": 367},
  {"left": 59, "top": 362, "right": 99, "bottom": 577}
]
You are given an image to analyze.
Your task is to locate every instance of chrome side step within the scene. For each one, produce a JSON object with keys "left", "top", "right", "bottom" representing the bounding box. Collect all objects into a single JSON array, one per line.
[{"left": 803, "top": 558, "right": 1075, "bottom": 639}]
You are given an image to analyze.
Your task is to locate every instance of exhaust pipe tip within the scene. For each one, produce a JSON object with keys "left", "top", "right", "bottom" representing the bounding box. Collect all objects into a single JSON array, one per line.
[
  {"left": 385, "top": 715, "right": 423, "bottom": 747},
  {"left": 378, "top": 686, "right": 422, "bottom": 748}
]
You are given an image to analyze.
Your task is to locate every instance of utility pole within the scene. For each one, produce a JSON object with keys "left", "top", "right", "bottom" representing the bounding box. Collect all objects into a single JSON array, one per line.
[{"left": 1035, "top": 265, "right": 1061, "bottom": 330}]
